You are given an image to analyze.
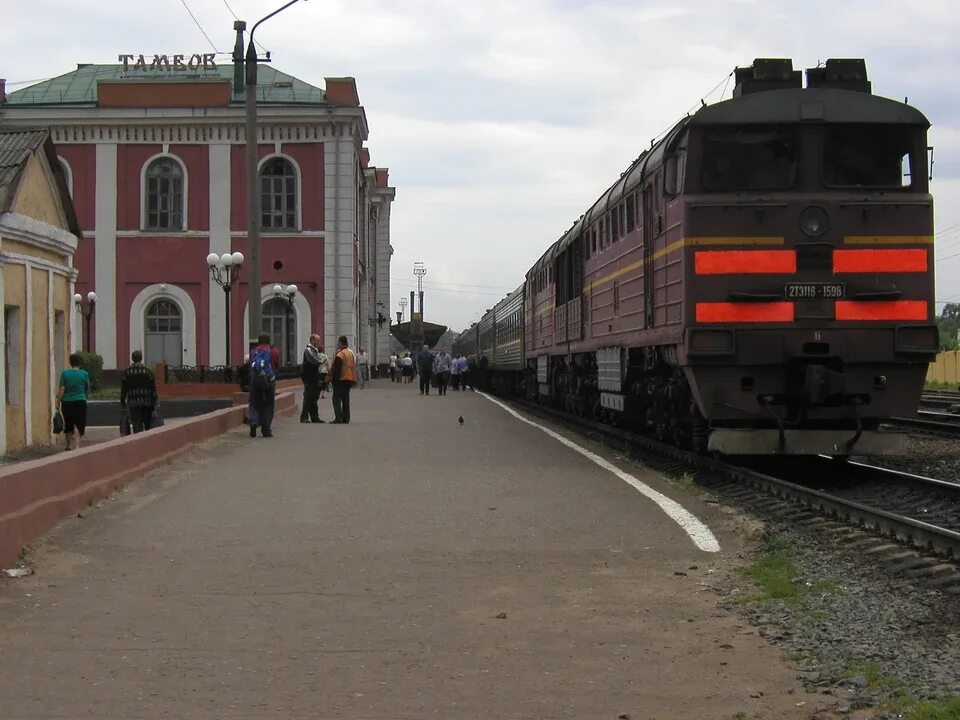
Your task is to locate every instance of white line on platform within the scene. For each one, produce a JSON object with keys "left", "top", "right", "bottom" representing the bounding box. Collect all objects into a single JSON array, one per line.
[{"left": 477, "top": 392, "right": 721, "bottom": 553}]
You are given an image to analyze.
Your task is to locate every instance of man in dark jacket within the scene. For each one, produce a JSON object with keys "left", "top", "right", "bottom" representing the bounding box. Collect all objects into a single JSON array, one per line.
[
  {"left": 120, "top": 350, "right": 158, "bottom": 433},
  {"left": 300, "top": 334, "right": 326, "bottom": 423},
  {"left": 417, "top": 344, "right": 434, "bottom": 395}
]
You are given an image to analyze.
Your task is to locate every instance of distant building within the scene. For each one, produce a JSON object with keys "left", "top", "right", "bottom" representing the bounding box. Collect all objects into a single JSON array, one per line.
[
  {"left": 0, "top": 62, "right": 394, "bottom": 370},
  {"left": 0, "top": 128, "right": 81, "bottom": 453}
]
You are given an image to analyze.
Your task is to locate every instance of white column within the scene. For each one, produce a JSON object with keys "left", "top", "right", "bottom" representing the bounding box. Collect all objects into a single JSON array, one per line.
[
  {"left": 375, "top": 201, "right": 393, "bottom": 366},
  {"left": 48, "top": 269, "right": 55, "bottom": 444},
  {"left": 94, "top": 143, "right": 118, "bottom": 368},
  {"left": 323, "top": 126, "right": 358, "bottom": 351},
  {"left": 0, "top": 258, "right": 7, "bottom": 455},
  {"left": 23, "top": 263, "right": 32, "bottom": 445},
  {"left": 208, "top": 143, "right": 232, "bottom": 365}
]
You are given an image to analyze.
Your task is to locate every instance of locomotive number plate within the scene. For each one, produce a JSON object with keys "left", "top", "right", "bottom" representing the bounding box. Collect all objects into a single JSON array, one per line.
[{"left": 784, "top": 283, "right": 845, "bottom": 299}]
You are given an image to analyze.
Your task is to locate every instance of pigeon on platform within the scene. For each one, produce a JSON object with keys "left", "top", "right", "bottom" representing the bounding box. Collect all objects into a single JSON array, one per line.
[{"left": 458, "top": 415, "right": 464, "bottom": 427}]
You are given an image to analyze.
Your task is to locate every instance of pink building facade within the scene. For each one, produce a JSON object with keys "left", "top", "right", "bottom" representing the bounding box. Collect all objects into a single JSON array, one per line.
[{"left": 0, "top": 64, "right": 395, "bottom": 370}]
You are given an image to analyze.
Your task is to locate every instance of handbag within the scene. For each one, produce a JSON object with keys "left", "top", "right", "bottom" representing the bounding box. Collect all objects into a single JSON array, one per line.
[
  {"left": 150, "top": 408, "right": 165, "bottom": 429},
  {"left": 53, "top": 410, "right": 64, "bottom": 434},
  {"left": 119, "top": 406, "right": 131, "bottom": 437}
]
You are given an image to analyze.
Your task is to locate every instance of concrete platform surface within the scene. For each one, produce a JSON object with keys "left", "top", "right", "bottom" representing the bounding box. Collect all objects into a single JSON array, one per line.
[{"left": 0, "top": 382, "right": 825, "bottom": 719}]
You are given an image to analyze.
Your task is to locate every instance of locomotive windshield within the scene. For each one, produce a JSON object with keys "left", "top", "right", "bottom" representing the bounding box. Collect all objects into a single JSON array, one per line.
[
  {"left": 824, "top": 125, "right": 912, "bottom": 188},
  {"left": 701, "top": 127, "right": 798, "bottom": 191}
]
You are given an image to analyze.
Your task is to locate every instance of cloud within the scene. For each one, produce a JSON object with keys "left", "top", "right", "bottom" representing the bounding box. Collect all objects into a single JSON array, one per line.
[{"left": 3, "top": 0, "right": 958, "bottom": 330}]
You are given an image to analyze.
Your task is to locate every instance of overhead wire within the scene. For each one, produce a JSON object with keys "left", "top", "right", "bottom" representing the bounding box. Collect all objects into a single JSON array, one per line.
[
  {"left": 179, "top": 0, "right": 221, "bottom": 54},
  {"left": 222, "top": 0, "right": 270, "bottom": 55}
]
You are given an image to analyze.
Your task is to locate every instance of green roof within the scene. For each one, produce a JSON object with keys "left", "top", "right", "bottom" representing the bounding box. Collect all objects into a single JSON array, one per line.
[{"left": 6, "top": 63, "right": 327, "bottom": 107}]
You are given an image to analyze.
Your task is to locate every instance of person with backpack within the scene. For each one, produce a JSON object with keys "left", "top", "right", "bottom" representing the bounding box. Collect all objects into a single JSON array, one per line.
[
  {"left": 248, "top": 332, "right": 279, "bottom": 437},
  {"left": 329, "top": 335, "right": 357, "bottom": 424}
]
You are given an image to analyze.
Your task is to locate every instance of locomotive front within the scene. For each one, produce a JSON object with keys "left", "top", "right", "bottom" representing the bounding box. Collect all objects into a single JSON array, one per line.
[{"left": 680, "top": 59, "right": 937, "bottom": 455}]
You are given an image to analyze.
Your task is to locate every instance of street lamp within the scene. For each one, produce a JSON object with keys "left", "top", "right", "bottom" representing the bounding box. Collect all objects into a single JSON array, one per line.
[
  {"left": 207, "top": 251, "right": 245, "bottom": 365},
  {"left": 73, "top": 290, "right": 96, "bottom": 353},
  {"left": 272, "top": 283, "right": 297, "bottom": 364},
  {"left": 240, "top": 0, "right": 307, "bottom": 346}
]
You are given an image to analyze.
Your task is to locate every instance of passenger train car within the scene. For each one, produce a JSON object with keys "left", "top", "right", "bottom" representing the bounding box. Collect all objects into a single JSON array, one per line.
[{"left": 455, "top": 58, "right": 937, "bottom": 455}]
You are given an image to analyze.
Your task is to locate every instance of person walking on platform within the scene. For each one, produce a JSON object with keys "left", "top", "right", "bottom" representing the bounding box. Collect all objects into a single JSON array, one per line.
[
  {"left": 450, "top": 353, "right": 462, "bottom": 390},
  {"left": 459, "top": 354, "right": 473, "bottom": 391},
  {"left": 248, "top": 333, "right": 279, "bottom": 438},
  {"left": 120, "top": 350, "right": 158, "bottom": 433},
  {"left": 433, "top": 348, "right": 452, "bottom": 396},
  {"left": 300, "top": 334, "right": 327, "bottom": 424},
  {"left": 417, "top": 344, "right": 434, "bottom": 395},
  {"left": 330, "top": 335, "right": 357, "bottom": 424},
  {"left": 389, "top": 352, "right": 398, "bottom": 383},
  {"left": 56, "top": 352, "right": 90, "bottom": 451},
  {"left": 357, "top": 347, "right": 370, "bottom": 389},
  {"left": 401, "top": 352, "right": 414, "bottom": 383}
]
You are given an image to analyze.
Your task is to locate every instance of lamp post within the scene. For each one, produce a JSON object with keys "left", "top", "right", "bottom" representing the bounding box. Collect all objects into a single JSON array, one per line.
[
  {"left": 413, "top": 261, "right": 426, "bottom": 318},
  {"left": 207, "top": 251, "right": 245, "bottom": 365},
  {"left": 272, "top": 283, "right": 297, "bottom": 364},
  {"left": 399, "top": 297, "right": 407, "bottom": 322},
  {"left": 73, "top": 291, "right": 96, "bottom": 353},
  {"left": 240, "top": 0, "right": 307, "bottom": 346}
]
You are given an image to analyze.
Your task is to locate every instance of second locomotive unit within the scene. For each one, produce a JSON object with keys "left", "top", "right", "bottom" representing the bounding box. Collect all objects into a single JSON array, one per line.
[{"left": 455, "top": 58, "right": 937, "bottom": 456}]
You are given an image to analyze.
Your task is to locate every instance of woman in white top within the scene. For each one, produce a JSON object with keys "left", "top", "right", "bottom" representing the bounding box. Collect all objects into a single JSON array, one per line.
[{"left": 389, "top": 353, "right": 398, "bottom": 383}]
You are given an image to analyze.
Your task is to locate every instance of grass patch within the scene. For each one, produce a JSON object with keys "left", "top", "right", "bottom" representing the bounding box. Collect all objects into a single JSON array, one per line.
[
  {"left": 673, "top": 472, "right": 696, "bottom": 490},
  {"left": 925, "top": 381, "right": 959, "bottom": 390},
  {"left": 908, "top": 698, "right": 960, "bottom": 720},
  {"left": 739, "top": 535, "right": 833, "bottom": 604},
  {"left": 89, "top": 388, "right": 121, "bottom": 400}
]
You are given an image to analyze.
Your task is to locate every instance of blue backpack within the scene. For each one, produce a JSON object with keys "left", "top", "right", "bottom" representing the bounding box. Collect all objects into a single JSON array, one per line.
[{"left": 250, "top": 347, "right": 275, "bottom": 383}]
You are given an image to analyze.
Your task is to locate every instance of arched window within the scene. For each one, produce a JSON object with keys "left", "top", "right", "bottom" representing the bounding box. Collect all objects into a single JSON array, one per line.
[
  {"left": 144, "top": 299, "right": 183, "bottom": 366},
  {"left": 144, "top": 157, "right": 184, "bottom": 230},
  {"left": 58, "top": 157, "right": 73, "bottom": 197},
  {"left": 261, "top": 297, "right": 296, "bottom": 364},
  {"left": 260, "top": 157, "right": 298, "bottom": 231}
]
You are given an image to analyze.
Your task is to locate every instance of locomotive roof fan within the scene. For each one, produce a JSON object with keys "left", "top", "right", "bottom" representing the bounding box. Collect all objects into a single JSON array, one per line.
[
  {"left": 733, "top": 58, "right": 802, "bottom": 96},
  {"left": 805, "top": 59, "right": 872, "bottom": 93}
]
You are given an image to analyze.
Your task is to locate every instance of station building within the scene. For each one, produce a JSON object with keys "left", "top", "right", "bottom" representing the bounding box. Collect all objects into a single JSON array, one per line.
[
  {"left": 0, "top": 128, "right": 81, "bottom": 453},
  {"left": 0, "top": 61, "right": 395, "bottom": 371}
]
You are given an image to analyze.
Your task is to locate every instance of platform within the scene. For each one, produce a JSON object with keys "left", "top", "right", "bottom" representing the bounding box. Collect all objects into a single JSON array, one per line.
[{"left": 0, "top": 382, "right": 826, "bottom": 718}]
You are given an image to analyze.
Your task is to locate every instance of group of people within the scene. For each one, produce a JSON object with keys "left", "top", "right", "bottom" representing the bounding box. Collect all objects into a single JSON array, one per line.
[
  {"left": 246, "top": 332, "right": 364, "bottom": 437},
  {"left": 293, "top": 333, "right": 360, "bottom": 429},
  {"left": 56, "top": 349, "right": 159, "bottom": 451},
  {"left": 389, "top": 345, "right": 472, "bottom": 396}
]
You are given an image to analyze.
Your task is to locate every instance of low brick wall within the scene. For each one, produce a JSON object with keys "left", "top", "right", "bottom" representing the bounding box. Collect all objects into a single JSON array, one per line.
[{"left": 0, "top": 392, "right": 296, "bottom": 567}]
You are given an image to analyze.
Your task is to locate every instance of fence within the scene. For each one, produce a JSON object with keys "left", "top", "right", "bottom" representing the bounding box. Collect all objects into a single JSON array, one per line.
[
  {"left": 927, "top": 351, "right": 960, "bottom": 386},
  {"left": 163, "top": 364, "right": 303, "bottom": 385}
]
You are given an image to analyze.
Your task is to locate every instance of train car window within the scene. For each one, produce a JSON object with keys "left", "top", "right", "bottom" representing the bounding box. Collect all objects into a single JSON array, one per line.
[
  {"left": 664, "top": 152, "right": 686, "bottom": 196},
  {"left": 823, "top": 125, "right": 912, "bottom": 189},
  {"left": 620, "top": 202, "right": 627, "bottom": 235},
  {"left": 626, "top": 195, "right": 636, "bottom": 232},
  {"left": 611, "top": 207, "right": 619, "bottom": 241},
  {"left": 701, "top": 126, "right": 798, "bottom": 191}
]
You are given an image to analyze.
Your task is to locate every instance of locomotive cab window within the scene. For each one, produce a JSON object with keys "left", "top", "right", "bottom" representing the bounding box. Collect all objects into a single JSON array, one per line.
[
  {"left": 701, "top": 126, "right": 798, "bottom": 191},
  {"left": 824, "top": 125, "right": 914, "bottom": 189}
]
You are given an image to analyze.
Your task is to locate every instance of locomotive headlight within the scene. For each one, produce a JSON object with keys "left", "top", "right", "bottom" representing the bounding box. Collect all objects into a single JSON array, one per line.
[{"left": 799, "top": 206, "right": 829, "bottom": 237}]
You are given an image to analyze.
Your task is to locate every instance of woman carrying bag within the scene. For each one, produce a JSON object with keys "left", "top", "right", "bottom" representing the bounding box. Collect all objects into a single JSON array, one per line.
[{"left": 56, "top": 353, "right": 90, "bottom": 451}]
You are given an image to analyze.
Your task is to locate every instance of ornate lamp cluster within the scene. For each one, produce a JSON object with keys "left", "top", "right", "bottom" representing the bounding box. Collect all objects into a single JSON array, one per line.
[{"left": 207, "top": 252, "right": 245, "bottom": 364}]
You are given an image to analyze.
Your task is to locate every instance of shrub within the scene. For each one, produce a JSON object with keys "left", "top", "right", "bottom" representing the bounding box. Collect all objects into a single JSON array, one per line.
[{"left": 76, "top": 351, "right": 104, "bottom": 390}]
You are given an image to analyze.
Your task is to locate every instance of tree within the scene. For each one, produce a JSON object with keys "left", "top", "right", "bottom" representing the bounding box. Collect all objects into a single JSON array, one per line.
[{"left": 937, "top": 303, "right": 960, "bottom": 350}]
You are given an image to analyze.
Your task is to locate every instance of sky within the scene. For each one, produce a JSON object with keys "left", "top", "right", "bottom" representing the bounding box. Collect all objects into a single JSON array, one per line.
[{"left": 3, "top": 0, "right": 959, "bottom": 333}]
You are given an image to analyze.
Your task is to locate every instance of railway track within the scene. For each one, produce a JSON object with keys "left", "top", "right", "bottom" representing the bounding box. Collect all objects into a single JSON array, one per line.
[
  {"left": 506, "top": 395, "right": 960, "bottom": 578},
  {"left": 889, "top": 410, "right": 960, "bottom": 438}
]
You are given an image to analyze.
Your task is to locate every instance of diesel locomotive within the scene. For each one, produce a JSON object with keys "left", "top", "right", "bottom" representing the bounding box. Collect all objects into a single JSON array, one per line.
[{"left": 454, "top": 58, "right": 937, "bottom": 456}]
